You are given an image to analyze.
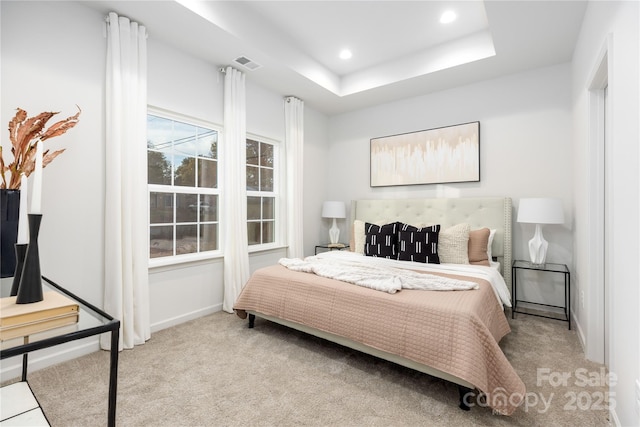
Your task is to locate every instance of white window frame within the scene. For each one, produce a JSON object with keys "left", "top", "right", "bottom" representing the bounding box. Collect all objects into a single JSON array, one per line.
[
  {"left": 246, "top": 133, "right": 284, "bottom": 252},
  {"left": 148, "top": 107, "right": 223, "bottom": 268}
]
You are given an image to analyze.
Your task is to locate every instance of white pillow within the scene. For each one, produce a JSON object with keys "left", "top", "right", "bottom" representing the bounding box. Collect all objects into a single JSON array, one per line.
[
  {"left": 487, "top": 228, "right": 497, "bottom": 260},
  {"left": 438, "top": 223, "right": 470, "bottom": 264}
]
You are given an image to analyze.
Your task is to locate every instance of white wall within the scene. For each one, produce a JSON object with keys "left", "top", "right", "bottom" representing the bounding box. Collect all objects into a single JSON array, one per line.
[
  {"left": 327, "top": 64, "right": 574, "bottom": 306},
  {"left": 302, "top": 107, "right": 330, "bottom": 254},
  {"left": 1, "top": 0, "right": 106, "bottom": 308},
  {"left": 145, "top": 40, "right": 293, "bottom": 329},
  {"left": 0, "top": 0, "right": 329, "bottom": 378},
  {"left": 0, "top": 0, "right": 109, "bottom": 379},
  {"left": 571, "top": 1, "right": 640, "bottom": 426}
]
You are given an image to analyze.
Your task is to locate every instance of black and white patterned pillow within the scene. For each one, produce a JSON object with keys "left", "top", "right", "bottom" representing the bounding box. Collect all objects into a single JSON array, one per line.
[
  {"left": 364, "top": 222, "right": 400, "bottom": 259},
  {"left": 397, "top": 224, "right": 441, "bottom": 264}
]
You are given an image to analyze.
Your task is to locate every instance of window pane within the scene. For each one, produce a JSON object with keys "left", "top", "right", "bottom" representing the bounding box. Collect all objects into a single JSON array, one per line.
[
  {"left": 263, "top": 197, "right": 274, "bottom": 220},
  {"left": 247, "top": 196, "right": 261, "bottom": 220},
  {"left": 147, "top": 115, "right": 173, "bottom": 151},
  {"left": 201, "top": 194, "right": 218, "bottom": 222},
  {"left": 260, "top": 143, "right": 273, "bottom": 167},
  {"left": 173, "top": 121, "right": 198, "bottom": 157},
  {"left": 260, "top": 168, "right": 273, "bottom": 192},
  {"left": 246, "top": 139, "right": 259, "bottom": 165},
  {"left": 246, "top": 166, "right": 259, "bottom": 191},
  {"left": 177, "top": 193, "right": 197, "bottom": 223},
  {"left": 198, "top": 158, "right": 217, "bottom": 188},
  {"left": 150, "top": 225, "right": 173, "bottom": 258},
  {"left": 174, "top": 155, "right": 196, "bottom": 187},
  {"left": 150, "top": 192, "right": 173, "bottom": 224},
  {"left": 200, "top": 194, "right": 218, "bottom": 222},
  {"left": 148, "top": 151, "right": 171, "bottom": 185},
  {"left": 200, "top": 223, "right": 218, "bottom": 251},
  {"left": 247, "top": 222, "right": 260, "bottom": 245},
  {"left": 176, "top": 224, "right": 197, "bottom": 255},
  {"left": 196, "top": 128, "right": 217, "bottom": 159},
  {"left": 262, "top": 221, "right": 274, "bottom": 244}
]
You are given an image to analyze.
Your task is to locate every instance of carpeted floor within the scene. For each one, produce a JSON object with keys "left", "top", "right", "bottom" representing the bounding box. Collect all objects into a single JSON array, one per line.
[{"left": 13, "top": 309, "right": 610, "bottom": 426}]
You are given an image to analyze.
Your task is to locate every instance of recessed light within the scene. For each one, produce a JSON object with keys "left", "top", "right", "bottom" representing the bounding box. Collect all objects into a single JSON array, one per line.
[
  {"left": 440, "top": 10, "right": 457, "bottom": 24},
  {"left": 339, "top": 49, "right": 352, "bottom": 60}
]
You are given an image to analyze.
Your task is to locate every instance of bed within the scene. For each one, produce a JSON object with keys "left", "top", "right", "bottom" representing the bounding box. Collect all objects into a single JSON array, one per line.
[{"left": 234, "top": 197, "right": 525, "bottom": 415}]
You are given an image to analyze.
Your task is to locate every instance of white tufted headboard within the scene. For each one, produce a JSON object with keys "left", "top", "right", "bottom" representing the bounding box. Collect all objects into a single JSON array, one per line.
[{"left": 349, "top": 197, "right": 513, "bottom": 292}]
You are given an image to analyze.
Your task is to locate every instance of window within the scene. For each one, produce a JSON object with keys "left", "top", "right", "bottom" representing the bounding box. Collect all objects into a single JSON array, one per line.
[
  {"left": 147, "top": 112, "right": 220, "bottom": 261},
  {"left": 246, "top": 137, "right": 278, "bottom": 247}
]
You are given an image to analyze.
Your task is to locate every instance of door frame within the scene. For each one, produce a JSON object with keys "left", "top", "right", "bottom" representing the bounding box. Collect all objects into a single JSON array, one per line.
[{"left": 585, "top": 35, "right": 612, "bottom": 364}]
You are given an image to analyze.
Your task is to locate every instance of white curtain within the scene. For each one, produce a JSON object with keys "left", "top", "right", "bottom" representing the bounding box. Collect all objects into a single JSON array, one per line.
[
  {"left": 102, "top": 12, "right": 150, "bottom": 350},
  {"left": 222, "top": 67, "right": 251, "bottom": 313},
  {"left": 284, "top": 97, "right": 305, "bottom": 259}
]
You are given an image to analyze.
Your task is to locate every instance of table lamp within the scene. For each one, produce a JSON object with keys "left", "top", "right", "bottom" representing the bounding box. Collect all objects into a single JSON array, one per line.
[
  {"left": 517, "top": 198, "right": 564, "bottom": 265},
  {"left": 322, "top": 201, "right": 346, "bottom": 245}
]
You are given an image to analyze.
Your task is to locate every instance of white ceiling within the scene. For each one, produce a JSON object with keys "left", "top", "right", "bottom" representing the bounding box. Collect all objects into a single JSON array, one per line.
[{"left": 81, "top": 0, "right": 587, "bottom": 116}]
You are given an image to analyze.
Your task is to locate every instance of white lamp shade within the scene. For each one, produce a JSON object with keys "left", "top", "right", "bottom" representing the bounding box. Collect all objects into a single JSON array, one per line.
[
  {"left": 517, "top": 198, "right": 564, "bottom": 225},
  {"left": 322, "top": 201, "right": 346, "bottom": 219}
]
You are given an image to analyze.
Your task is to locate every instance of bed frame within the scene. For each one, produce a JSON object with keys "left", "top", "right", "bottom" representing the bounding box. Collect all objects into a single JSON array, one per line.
[{"left": 246, "top": 196, "right": 513, "bottom": 410}]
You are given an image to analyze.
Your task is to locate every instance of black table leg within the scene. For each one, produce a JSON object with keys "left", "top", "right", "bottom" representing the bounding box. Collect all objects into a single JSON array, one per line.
[{"left": 108, "top": 327, "right": 119, "bottom": 427}]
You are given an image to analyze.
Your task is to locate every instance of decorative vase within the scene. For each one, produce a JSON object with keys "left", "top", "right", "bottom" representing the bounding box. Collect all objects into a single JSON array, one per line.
[
  {"left": 16, "top": 214, "right": 43, "bottom": 304},
  {"left": 0, "top": 189, "right": 20, "bottom": 278}
]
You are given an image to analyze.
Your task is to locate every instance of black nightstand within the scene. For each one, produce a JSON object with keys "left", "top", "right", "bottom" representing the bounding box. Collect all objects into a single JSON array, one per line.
[
  {"left": 512, "top": 260, "right": 571, "bottom": 329},
  {"left": 315, "top": 243, "right": 350, "bottom": 255}
]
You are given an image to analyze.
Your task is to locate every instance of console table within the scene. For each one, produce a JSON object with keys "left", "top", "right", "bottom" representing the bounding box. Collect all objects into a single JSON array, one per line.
[{"left": 1, "top": 277, "right": 120, "bottom": 426}]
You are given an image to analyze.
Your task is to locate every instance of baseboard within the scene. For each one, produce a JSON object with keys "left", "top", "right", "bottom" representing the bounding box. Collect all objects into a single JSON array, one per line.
[
  {"left": 1, "top": 304, "right": 223, "bottom": 382},
  {"left": 150, "top": 304, "right": 222, "bottom": 333},
  {"left": 609, "top": 407, "right": 621, "bottom": 426},
  {"left": 572, "top": 310, "right": 587, "bottom": 353},
  {"left": 0, "top": 339, "right": 100, "bottom": 382}
]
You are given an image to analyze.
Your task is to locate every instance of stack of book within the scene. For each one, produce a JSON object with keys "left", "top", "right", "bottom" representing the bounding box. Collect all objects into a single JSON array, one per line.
[{"left": 0, "top": 292, "right": 79, "bottom": 341}]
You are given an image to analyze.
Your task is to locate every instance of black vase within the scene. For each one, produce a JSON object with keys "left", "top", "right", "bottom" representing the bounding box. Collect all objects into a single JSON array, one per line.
[
  {"left": 16, "top": 214, "right": 43, "bottom": 304},
  {"left": 10, "top": 243, "right": 28, "bottom": 296},
  {"left": 1, "top": 189, "right": 20, "bottom": 278}
]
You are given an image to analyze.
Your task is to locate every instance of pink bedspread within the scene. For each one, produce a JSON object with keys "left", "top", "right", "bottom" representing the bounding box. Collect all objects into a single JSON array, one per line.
[{"left": 234, "top": 264, "right": 525, "bottom": 415}]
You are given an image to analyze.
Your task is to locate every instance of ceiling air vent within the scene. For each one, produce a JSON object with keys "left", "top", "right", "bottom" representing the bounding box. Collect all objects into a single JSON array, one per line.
[{"left": 234, "top": 56, "right": 262, "bottom": 71}]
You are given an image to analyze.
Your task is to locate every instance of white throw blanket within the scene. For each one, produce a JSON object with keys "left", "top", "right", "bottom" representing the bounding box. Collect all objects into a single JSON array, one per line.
[{"left": 279, "top": 256, "right": 479, "bottom": 294}]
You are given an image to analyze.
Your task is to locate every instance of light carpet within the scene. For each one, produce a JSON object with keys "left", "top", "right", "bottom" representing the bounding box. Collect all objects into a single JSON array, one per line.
[{"left": 12, "top": 310, "right": 611, "bottom": 426}]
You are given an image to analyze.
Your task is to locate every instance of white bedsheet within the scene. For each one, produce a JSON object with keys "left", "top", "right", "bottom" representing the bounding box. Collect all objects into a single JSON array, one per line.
[{"left": 311, "top": 251, "right": 512, "bottom": 307}]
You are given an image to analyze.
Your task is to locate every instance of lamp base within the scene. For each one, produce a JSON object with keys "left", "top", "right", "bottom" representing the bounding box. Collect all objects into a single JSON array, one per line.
[
  {"left": 528, "top": 224, "right": 548, "bottom": 266},
  {"left": 329, "top": 218, "right": 340, "bottom": 244}
]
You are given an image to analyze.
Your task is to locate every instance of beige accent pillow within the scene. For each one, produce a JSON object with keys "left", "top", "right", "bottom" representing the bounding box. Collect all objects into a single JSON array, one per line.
[
  {"left": 352, "top": 220, "right": 366, "bottom": 254},
  {"left": 438, "top": 223, "right": 470, "bottom": 264},
  {"left": 468, "top": 228, "right": 491, "bottom": 267}
]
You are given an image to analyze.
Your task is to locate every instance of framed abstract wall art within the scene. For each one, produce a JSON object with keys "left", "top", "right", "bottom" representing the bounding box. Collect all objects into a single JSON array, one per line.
[{"left": 370, "top": 121, "right": 480, "bottom": 187}]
